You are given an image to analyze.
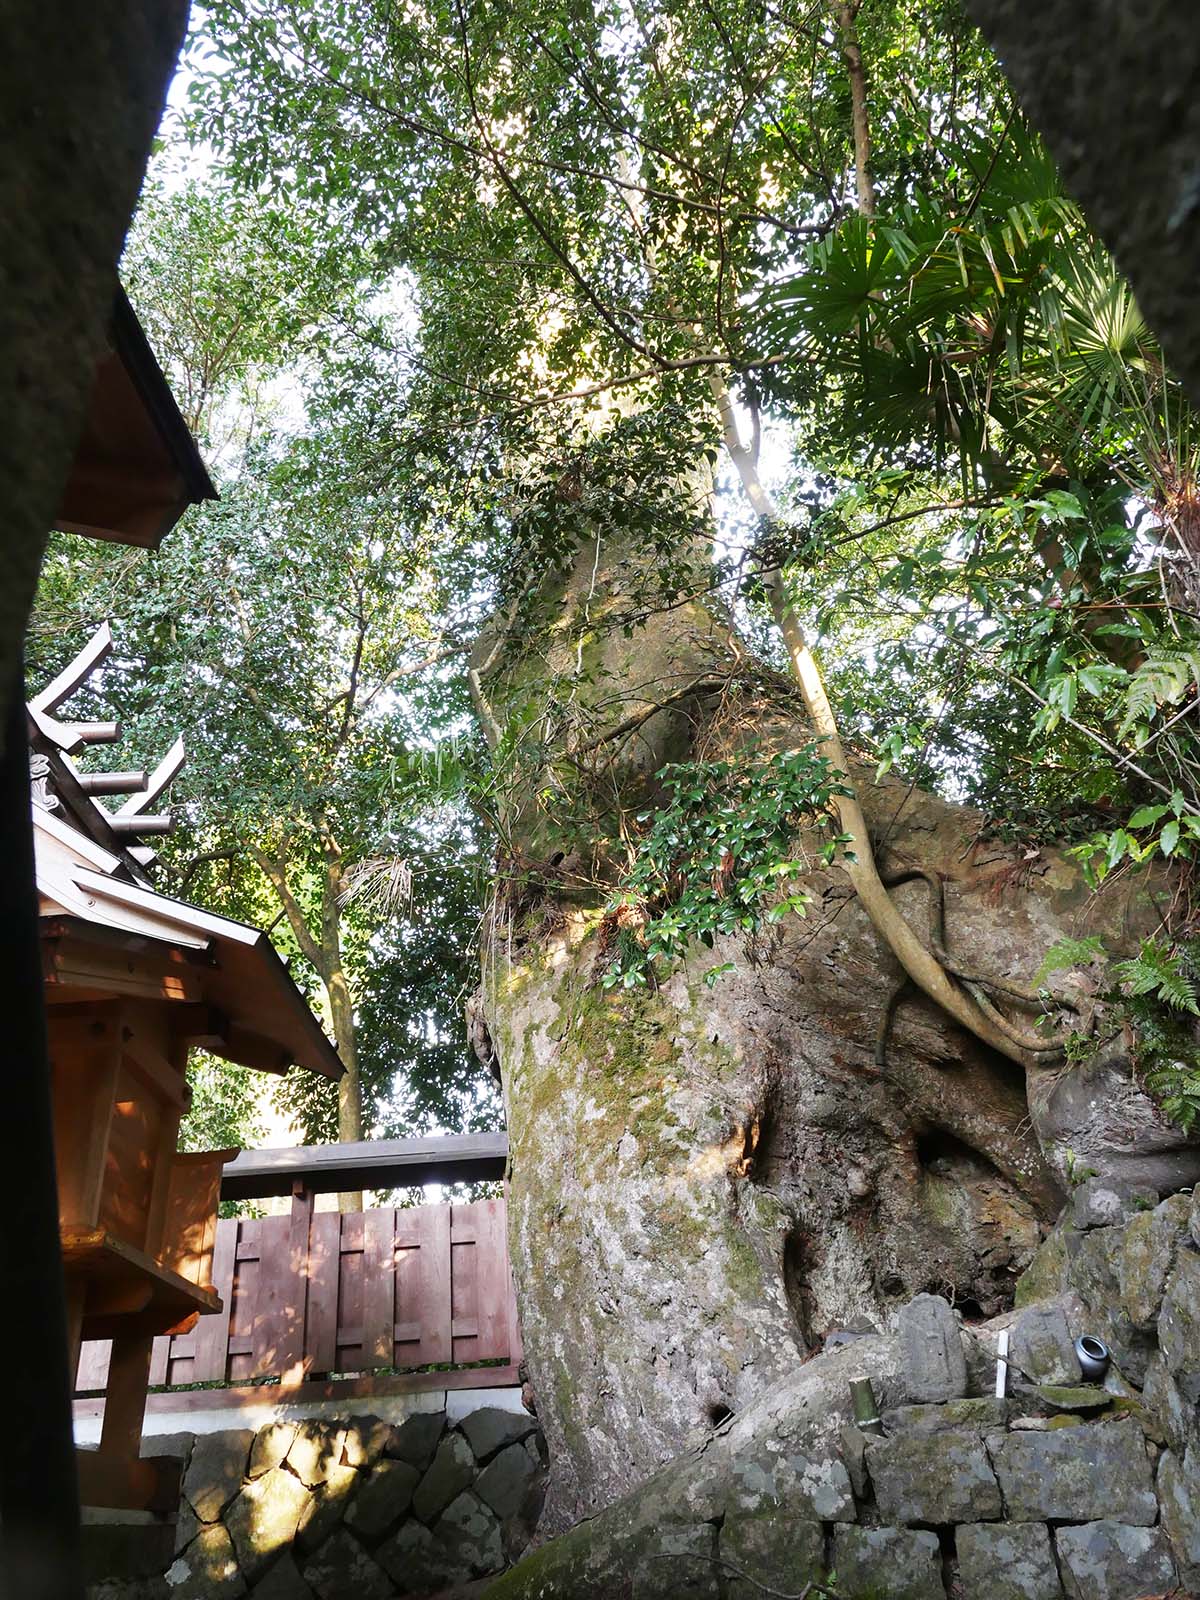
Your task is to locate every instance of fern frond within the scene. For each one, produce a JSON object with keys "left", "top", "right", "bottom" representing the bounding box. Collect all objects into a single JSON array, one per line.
[
  {"left": 1035, "top": 935, "right": 1105, "bottom": 986},
  {"left": 1115, "top": 938, "right": 1200, "bottom": 1014},
  {"left": 1143, "top": 1063, "right": 1200, "bottom": 1133},
  {"left": 1118, "top": 652, "right": 1200, "bottom": 738}
]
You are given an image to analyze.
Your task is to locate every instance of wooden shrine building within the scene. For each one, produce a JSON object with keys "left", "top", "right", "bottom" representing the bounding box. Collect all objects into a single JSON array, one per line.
[
  {"left": 57, "top": 284, "right": 217, "bottom": 549},
  {"left": 28, "top": 294, "right": 343, "bottom": 1515}
]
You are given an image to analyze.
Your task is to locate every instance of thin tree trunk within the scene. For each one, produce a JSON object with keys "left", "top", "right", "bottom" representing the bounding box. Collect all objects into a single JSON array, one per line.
[
  {"left": 322, "top": 844, "right": 365, "bottom": 1210},
  {"left": 252, "top": 842, "right": 366, "bottom": 1207},
  {"left": 707, "top": 376, "right": 1058, "bottom": 1065},
  {"left": 834, "top": 1, "right": 877, "bottom": 217}
]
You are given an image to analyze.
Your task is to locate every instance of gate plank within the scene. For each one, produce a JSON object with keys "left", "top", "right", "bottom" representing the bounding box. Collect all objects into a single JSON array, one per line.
[
  {"left": 418, "top": 1204, "right": 452, "bottom": 1367},
  {"left": 305, "top": 1211, "right": 341, "bottom": 1376},
  {"left": 252, "top": 1214, "right": 292, "bottom": 1377},
  {"left": 279, "top": 1185, "right": 313, "bottom": 1383},
  {"left": 337, "top": 1212, "right": 364, "bottom": 1370},
  {"left": 191, "top": 1217, "right": 237, "bottom": 1382},
  {"left": 148, "top": 1336, "right": 170, "bottom": 1387},
  {"left": 450, "top": 1202, "right": 478, "bottom": 1367},
  {"left": 361, "top": 1207, "right": 396, "bottom": 1370},
  {"left": 472, "top": 1199, "right": 509, "bottom": 1363},
  {"left": 76, "top": 1339, "right": 112, "bottom": 1393}
]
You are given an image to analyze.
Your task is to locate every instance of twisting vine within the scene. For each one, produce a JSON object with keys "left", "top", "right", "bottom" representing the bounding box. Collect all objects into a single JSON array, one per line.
[{"left": 709, "top": 372, "right": 1066, "bottom": 1066}]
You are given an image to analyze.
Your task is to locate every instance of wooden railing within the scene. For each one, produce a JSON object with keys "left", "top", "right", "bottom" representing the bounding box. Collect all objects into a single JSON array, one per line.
[{"left": 75, "top": 1193, "right": 521, "bottom": 1399}]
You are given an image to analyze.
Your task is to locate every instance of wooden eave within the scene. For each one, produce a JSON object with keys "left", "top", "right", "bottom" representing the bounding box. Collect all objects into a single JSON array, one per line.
[
  {"left": 55, "top": 287, "right": 217, "bottom": 549},
  {"left": 35, "top": 808, "right": 343, "bottom": 1081},
  {"left": 220, "top": 1131, "right": 509, "bottom": 1201},
  {"left": 60, "top": 1227, "right": 220, "bottom": 1343},
  {"left": 39, "top": 914, "right": 342, "bottom": 1083}
]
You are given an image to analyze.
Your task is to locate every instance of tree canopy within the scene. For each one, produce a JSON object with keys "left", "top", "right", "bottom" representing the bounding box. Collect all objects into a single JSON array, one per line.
[{"left": 32, "top": 0, "right": 1200, "bottom": 1147}]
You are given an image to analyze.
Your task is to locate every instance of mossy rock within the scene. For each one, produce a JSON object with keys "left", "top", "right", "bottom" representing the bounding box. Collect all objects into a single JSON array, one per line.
[{"left": 1032, "top": 1383, "right": 1113, "bottom": 1411}]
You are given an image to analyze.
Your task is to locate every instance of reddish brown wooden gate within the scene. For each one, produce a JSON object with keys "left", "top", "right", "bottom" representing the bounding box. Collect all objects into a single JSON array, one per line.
[{"left": 75, "top": 1196, "right": 521, "bottom": 1396}]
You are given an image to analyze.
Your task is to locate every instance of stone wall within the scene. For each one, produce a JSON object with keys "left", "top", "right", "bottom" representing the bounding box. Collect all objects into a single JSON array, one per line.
[
  {"left": 89, "top": 1405, "right": 547, "bottom": 1599},
  {"left": 480, "top": 1177, "right": 1200, "bottom": 1599},
  {"left": 86, "top": 1178, "right": 1200, "bottom": 1599}
]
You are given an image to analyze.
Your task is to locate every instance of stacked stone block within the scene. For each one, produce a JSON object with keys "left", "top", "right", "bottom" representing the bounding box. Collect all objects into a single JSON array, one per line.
[
  {"left": 669, "top": 1182, "right": 1200, "bottom": 1600},
  {"left": 90, "top": 1406, "right": 546, "bottom": 1600}
]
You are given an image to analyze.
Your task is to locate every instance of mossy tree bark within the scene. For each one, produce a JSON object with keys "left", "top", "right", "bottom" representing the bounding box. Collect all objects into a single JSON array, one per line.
[
  {"left": 476, "top": 474, "right": 1170, "bottom": 1531},
  {"left": 0, "top": 6, "right": 190, "bottom": 1593}
]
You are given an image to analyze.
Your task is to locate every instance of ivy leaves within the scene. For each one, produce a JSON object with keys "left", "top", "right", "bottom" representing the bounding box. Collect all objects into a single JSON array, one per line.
[{"left": 601, "top": 745, "right": 852, "bottom": 989}]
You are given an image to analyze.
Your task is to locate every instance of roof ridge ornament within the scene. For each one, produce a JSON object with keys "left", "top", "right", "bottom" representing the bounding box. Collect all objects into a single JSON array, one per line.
[
  {"left": 28, "top": 620, "right": 187, "bottom": 855},
  {"left": 30, "top": 753, "right": 59, "bottom": 812}
]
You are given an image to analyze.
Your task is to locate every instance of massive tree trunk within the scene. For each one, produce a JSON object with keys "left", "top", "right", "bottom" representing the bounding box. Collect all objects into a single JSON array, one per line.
[
  {"left": 0, "top": 8, "right": 189, "bottom": 1596},
  {"left": 965, "top": 0, "right": 1200, "bottom": 411},
  {"left": 476, "top": 478, "right": 1188, "bottom": 1531}
]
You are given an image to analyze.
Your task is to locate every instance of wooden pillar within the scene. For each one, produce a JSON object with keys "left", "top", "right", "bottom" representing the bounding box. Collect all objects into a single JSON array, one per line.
[
  {"left": 0, "top": 4, "right": 189, "bottom": 1592},
  {"left": 63, "top": 1282, "right": 88, "bottom": 1398},
  {"left": 98, "top": 1334, "right": 155, "bottom": 1467}
]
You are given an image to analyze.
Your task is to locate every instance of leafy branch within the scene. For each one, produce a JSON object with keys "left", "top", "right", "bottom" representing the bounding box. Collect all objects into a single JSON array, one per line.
[{"left": 601, "top": 745, "right": 852, "bottom": 988}]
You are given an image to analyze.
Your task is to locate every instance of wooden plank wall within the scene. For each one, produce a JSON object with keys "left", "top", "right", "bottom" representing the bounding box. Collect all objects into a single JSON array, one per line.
[{"left": 74, "top": 1197, "right": 522, "bottom": 1396}]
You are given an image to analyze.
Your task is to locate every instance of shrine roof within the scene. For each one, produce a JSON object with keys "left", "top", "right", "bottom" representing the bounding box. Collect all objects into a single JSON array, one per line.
[
  {"left": 35, "top": 802, "right": 343, "bottom": 1081},
  {"left": 30, "top": 627, "right": 342, "bottom": 1083},
  {"left": 55, "top": 287, "right": 217, "bottom": 549}
]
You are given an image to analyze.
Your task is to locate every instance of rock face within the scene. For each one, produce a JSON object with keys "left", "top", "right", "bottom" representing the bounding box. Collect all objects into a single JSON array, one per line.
[
  {"left": 412, "top": 1432, "right": 476, "bottom": 1523},
  {"left": 475, "top": 1183, "right": 1200, "bottom": 1600},
  {"left": 225, "top": 1469, "right": 311, "bottom": 1583},
  {"left": 1159, "top": 1247, "right": 1200, "bottom": 1403},
  {"left": 830, "top": 1526, "right": 942, "bottom": 1600},
  {"left": 344, "top": 1459, "right": 419, "bottom": 1542},
  {"left": 436, "top": 1491, "right": 505, "bottom": 1578},
  {"left": 866, "top": 1430, "right": 1001, "bottom": 1524},
  {"left": 286, "top": 1424, "right": 347, "bottom": 1491},
  {"left": 1011, "top": 1304, "right": 1080, "bottom": 1386},
  {"left": 1117, "top": 1194, "right": 1191, "bottom": 1329},
  {"left": 386, "top": 1410, "right": 446, "bottom": 1472},
  {"left": 476, "top": 1445, "right": 540, "bottom": 1525},
  {"left": 720, "top": 1512, "right": 823, "bottom": 1600},
  {"left": 1054, "top": 1520, "right": 1176, "bottom": 1600},
  {"left": 459, "top": 1408, "right": 538, "bottom": 1463},
  {"left": 161, "top": 1523, "right": 245, "bottom": 1600},
  {"left": 303, "top": 1529, "right": 391, "bottom": 1600},
  {"left": 1070, "top": 1178, "right": 1157, "bottom": 1230},
  {"left": 1064, "top": 1226, "right": 1158, "bottom": 1384},
  {"left": 182, "top": 1431, "right": 254, "bottom": 1526},
  {"left": 727, "top": 1437, "right": 855, "bottom": 1522},
  {"left": 990, "top": 1421, "right": 1157, "bottom": 1525},
  {"left": 87, "top": 1404, "right": 546, "bottom": 1600},
  {"left": 1158, "top": 1447, "right": 1200, "bottom": 1591}
]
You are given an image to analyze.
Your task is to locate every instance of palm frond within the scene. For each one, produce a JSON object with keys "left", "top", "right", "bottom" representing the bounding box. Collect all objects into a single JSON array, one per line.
[{"left": 339, "top": 854, "right": 413, "bottom": 913}]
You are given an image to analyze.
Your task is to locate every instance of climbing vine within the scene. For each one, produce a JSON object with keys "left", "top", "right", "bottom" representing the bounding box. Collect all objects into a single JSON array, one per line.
[{"left": 601, "top": 745, "right": 853, "bottom": 989}]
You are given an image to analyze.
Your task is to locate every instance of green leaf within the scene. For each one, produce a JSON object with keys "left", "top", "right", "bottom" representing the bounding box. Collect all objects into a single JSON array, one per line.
[{"left": 1127, "top": 805, "right": 1167, "bottom": 829}]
